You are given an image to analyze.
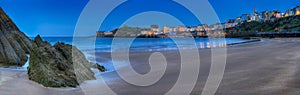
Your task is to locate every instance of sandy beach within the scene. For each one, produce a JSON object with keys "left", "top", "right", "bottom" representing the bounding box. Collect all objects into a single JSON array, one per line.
[{"left": 1, "top": 38, "right": 300, "bottom": 95}]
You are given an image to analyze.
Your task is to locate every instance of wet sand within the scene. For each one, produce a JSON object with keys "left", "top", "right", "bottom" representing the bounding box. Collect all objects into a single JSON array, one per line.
[{"left": 0, "top": 38, "right": 300, "bottom": 95}]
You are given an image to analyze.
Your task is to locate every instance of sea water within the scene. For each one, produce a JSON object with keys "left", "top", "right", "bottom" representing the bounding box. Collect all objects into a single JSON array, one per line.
[
  {"left": 41, "top": 37, "right": 246, "bottom": 52},
  {"left": 35, "top": 37, "right": 247, "bottom": 72}
]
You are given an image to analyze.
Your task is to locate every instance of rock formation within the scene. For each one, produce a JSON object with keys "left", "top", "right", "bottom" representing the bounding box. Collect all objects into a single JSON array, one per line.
[
  {"left": 28, "top": 35, "right": 96, "bottom": 87},
  {"left": 0, "top": 7, "right": 32, "bottom": 66},
  {"left": 91, "top": 62, "right": 106, "bottom": 72},
  {"left": 0, "top": 7, "right": 104, "bottom": 87}
]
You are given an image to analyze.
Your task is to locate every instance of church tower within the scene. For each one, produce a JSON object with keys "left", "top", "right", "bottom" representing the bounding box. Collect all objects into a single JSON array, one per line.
[{"left": 254, "top": 7, "right": 257, "bottom": 14}]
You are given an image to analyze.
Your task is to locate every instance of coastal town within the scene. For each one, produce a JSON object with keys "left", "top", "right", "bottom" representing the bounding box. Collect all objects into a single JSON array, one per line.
[
  {"left": 97, "top": 6, "right": 300, "bottom": 38},
  {"left": 2, "top": 1, "right": 300, "bottom": 95}
]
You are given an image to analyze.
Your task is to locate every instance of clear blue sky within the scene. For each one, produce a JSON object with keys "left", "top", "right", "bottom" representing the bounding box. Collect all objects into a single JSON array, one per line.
[{"left": 0, "top": 0, "right": 299, "bottom": 37}]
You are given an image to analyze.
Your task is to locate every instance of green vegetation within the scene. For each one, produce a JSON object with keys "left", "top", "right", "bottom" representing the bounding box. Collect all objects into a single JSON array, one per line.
[
  {"left": 225, "top": 15, "right": 300, "bottom": 37},
  {"left": 114, "top": 25, "right": 150, "bottom": 37}
]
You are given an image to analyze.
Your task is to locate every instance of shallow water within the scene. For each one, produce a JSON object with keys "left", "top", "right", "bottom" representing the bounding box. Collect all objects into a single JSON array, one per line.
[{"left": 34, "top": 37, "right": 247, "bottom": 72}]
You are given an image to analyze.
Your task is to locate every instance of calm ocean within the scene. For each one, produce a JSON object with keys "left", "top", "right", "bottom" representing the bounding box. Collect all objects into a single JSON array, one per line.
[
  {"left": 33, "top": 37, "right": 247, "bottom": 72},
  {"left": 39, "top": 37, "right": 246, "bottom": 52}
]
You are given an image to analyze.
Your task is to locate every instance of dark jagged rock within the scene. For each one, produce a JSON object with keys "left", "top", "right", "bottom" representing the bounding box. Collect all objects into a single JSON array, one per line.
[
  {"left": 0, "top": 7, "right": 32, "bottom": 66},
  {"left": 90, "top": 62, "right": 106, "bottom": 72},
  {"left": 28, "top": 35, "right": 96, "bottom": 87}
]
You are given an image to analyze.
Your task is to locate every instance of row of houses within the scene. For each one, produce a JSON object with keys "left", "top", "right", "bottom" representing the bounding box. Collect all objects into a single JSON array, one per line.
[
  {"left": 97, "top": 6, "right": 300, "bottom": 38},
  {"left": 97, "top": 23, "right": 229, "bottom": 37},
  {"left": 225, "top": 6, "right": 300, "bottom": 28},
  {"left": 160, "top": 6, "right": 300, "bottom": 36}
]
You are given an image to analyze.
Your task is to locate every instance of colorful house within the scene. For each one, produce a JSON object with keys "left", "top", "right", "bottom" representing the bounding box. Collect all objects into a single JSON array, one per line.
[{"left": 295, "top": 6, "right": 300, "bottom": 16}]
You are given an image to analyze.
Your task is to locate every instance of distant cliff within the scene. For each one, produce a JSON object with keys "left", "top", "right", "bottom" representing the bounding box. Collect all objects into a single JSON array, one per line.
[{"left": 0, "top": 7, "right": 32, "bottom": 66}]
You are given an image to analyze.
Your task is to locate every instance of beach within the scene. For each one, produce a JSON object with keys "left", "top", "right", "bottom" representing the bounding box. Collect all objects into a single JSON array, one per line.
[{"left": 0, "top": 38, "right": 300, "bottom": 95}]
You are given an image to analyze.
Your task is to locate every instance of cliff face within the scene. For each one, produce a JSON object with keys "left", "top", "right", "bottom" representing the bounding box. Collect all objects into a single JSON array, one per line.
[
  {"left": 28, "top": 35, "right": 96, "bottom": 87},
  {"left": 0, "top": 8, "right": 32, "bottom": 66},
  {"left": 0, "top": 7, "right": 99, "bottom": 87}
]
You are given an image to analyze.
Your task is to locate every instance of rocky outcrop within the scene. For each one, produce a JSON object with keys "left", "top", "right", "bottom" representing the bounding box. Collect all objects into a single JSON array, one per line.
[
  {"left": 91, "top": 62, "right": 106, "bottom": 72},
  {"left": 0, "top": 7, "right": 32, "bottom": 66},
  {"left": 0, "top": 8, "right": 102, "bottom": 87},
  {"left": 28, "top": 35, "right": 96, "bottom": 87}
]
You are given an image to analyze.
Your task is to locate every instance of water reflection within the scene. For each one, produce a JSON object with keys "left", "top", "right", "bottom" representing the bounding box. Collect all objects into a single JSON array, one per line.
[
  {"left": 36, "top": 37, "right": 245, "bottom": 52},
  {"left": 199, "top": 39, "right": 227, "bottom": 49}
]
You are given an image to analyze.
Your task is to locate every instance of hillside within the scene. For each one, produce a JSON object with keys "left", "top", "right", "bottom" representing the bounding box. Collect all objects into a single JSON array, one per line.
[{"left": 226, "top": 15, "right": 300, "bottom": 37}]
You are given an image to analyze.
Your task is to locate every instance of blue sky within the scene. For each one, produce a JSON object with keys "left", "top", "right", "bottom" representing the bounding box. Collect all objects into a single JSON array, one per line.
[{"left": 0, "top": 0, "right": 299, "bottom": 37}]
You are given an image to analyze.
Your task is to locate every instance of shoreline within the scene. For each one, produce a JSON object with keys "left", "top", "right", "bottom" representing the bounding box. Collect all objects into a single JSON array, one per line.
[
  {"left": 1, "top": 38, "right": 300, "bottom": 95},
  {"left": 0, "top": 37, "right": 261, "bottom": 83},
  {"left": 226, "top": 38, "right": 261, "bottom": 46}
]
